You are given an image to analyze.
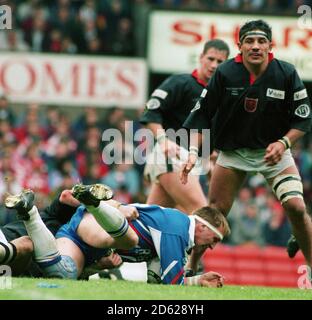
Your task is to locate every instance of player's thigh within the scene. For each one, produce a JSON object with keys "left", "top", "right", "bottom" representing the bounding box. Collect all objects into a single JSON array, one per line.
[
  {"left": 146, "top": 182, "right": 176, "bottom": 208},
  {"left": 56, "top": 237, "right": 85, "bottom": 276},
  {"left": 159, "top": 172, "right": 207, "bottom": 213},
  {"left": 77, "top": 213, "right": 119, "bottom": 251},
  {"left": 208, "top": 164, "right": 246, "bottom": 216},
  {"left": 266, "top": 165, "right": 300, "bottom": 185},
  {"left": 78, "top": 213, "right": 138, "bottom": 250}
]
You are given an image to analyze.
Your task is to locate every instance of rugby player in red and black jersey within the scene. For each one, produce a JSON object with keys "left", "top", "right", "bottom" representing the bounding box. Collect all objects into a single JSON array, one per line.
[
  {"left": 140, "top": 40, "right": 230, "bottom": 274},
  {"left": 140, "top": 39, "right": 229, "bottom": 213},
  {"left": 182, "top": 20, "right": 312, "bottom": 267}
]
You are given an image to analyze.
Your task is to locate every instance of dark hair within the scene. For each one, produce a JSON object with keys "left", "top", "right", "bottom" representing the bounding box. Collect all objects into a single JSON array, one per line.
[
  {"left": 239, "top": 20, "right": 272, "bottom": 42},
  {"left": 203, "top": 39, "right": 230, "bottom": 57}
]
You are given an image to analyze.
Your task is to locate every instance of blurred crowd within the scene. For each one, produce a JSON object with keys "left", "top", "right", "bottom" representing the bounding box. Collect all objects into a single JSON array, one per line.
[
  {"left": 0, "top": 0, "right": 312, "bottom": 248},
  {"left": 0, "top": 98, "right": 147, "bottom": 220},
  {"left": 0, "top": 0, "right": 311, "bottom": 56}
]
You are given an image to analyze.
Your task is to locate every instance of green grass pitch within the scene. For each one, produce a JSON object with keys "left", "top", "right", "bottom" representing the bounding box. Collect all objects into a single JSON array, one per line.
[{"left": 0, "top": 277, "right": 311, "bottom": 300}]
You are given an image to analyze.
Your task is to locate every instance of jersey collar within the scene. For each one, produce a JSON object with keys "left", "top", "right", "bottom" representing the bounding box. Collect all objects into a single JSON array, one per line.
[
  {"left": 234, "top": 52, "right": 274, "bottom": 63},
  {"left": 187, "top": 215, "right": 196, "bottom": 250},
  {"left": 234, "top": 52, "right": 274, "bottom": 84},
  {"left": 192, "top": 69, "right": 208, "bottom": 87}
]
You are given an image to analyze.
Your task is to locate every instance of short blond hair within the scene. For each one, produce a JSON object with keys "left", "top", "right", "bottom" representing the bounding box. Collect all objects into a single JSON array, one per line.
[{"left": 193, "top": 206, "right": 231, "bottom": 237}]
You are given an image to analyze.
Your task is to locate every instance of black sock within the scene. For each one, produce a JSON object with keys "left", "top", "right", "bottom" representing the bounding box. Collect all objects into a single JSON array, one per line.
[{"left": 0, "top": 242, "right": 17, "bottom": 264}]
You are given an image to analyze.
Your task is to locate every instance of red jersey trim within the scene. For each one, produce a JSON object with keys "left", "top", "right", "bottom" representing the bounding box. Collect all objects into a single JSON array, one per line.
[
  {"left": 234, "top": 52, "right": 274, "bottom": 63},
  {"left": 192, "top": 69, "right": 208, "bottom": 87},
  {"left": 234, "top": 53, "right": 274, "bottom": 84}
]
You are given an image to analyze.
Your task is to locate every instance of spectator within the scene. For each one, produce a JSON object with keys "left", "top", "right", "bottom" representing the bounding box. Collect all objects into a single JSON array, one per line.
[
  {"left": 263, "top": 204, "right": 291, "bottom": 247},
  {"left": 229, "top": 202, "right": 264, "bottom": 246},
  {"left": 0, "top": 95, "right": 15, "bottom": 126}
]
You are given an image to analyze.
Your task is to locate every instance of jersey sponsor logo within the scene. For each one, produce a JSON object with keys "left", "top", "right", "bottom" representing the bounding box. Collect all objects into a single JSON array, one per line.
[
  {"left": 226, "top": 87, "right": 245, "bottom": 96},
  {"left": 294, "top": 89, "right": 308, "bottom": 101},
  {"left": 146, "top": 98, "right": 161, "bottom": 110},
  {"left": 151, "top": 89, "right": 168, "bottom": 99},
  {"left": 266, "top": 88, "right": 285, "bottom": 100},
  {"left": 294, "top": 104, "right": 310, "bottom": 118},
  {"left": 244, "top": 97, "right": 258, "bottom": 112},
  {"left": 200, "top": 88, "right": 207, "bottom": 98},
  {"left": 190, "top": 100, "right": 201, "bottom": 112}
]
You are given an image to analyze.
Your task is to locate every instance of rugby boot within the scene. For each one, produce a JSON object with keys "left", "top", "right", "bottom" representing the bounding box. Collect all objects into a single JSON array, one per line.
[
  {"left": 72, "top": 183, "right": 114, "bottom": 207},
  {"left": 287, "top": 234, "right": 300, "bottom": 258},
  {"left": 5, "top": 189, "right": 35, "bottom": 221}
]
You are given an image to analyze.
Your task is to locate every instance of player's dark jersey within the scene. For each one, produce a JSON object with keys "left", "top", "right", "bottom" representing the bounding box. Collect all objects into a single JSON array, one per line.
[
  {"left": 140, "top": 70, "right": 206, "bottom": 149},
  {"left": 184, "top": 54, "right": 312, "bottom": 151},
  {"left": 0, "top": 196, "right": 77, "bottom": 242},
  {"left": 0, "top": 196, "right": 77, "bottom": 277}
]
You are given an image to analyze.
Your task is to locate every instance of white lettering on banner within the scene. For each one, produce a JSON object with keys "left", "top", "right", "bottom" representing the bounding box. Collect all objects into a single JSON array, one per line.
[
  {"left": 0, "top": 53, "right": 147, "bottom": 108},
  {"left": 266, "top": 88, "right": 285, "bottom": 100},
  {"left": 148, "top": 11, "right": 312, "bottom": 80}
]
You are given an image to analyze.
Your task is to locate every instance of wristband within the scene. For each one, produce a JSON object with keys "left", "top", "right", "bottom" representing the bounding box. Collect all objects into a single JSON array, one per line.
[
  {"left": 186, "top": 275, "right": 201, "bottom": 286},
  {"left": 189, "top": 146, "right": 199, "bottom": 157},
  {"left": 282, "top": 136, "right": 291, "bottom": 149},
  {"left": 156, "top": 132, "right": 166, "bottom": 144},
  {"left": 277, "top": 139, "right": 287, "bottom": 149},
  {"left": 278, "top": 136, "right": 291, "bottom": 150}
]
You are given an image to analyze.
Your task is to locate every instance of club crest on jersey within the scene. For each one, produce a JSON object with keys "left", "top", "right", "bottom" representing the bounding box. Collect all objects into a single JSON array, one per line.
[
  {"left": 244, "top": 98, "right": 258, "bottom": 112},
  {"left": 295, "top": 104, "right": 310, "bottom": 118},
  {"left": 146, "top": 98, "right": 161, "bottom": 110}
]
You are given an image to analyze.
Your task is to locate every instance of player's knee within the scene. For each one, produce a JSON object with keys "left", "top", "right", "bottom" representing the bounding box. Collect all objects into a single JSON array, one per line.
[
  {"left": 11, "top": 236, "right": 34, "bottom": 255},
  {"left": 284, "top": 200, "right": 306, "bottom": 220},
  {"left": 42, "top": 255, "right": 78, "bottom": 279}
]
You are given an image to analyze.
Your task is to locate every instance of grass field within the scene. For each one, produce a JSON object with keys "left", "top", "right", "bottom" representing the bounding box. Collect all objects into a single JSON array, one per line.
[{"left": 0, "top": 277, "right": 311, "bottom": 300}]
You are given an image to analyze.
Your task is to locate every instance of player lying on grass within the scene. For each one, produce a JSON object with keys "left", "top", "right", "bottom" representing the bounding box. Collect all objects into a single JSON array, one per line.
[
  {"left": 3, "top": 184, "right": 230, "bottom": 287},
  {"left": 0, "top": 188, "right": 124, "bottom": 277}
]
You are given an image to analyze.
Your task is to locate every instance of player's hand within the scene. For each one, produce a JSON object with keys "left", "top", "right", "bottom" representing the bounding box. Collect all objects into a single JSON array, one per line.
[
  {"left": 119, "top": 205, "right": 139, "bottom": 221},
  {"left": 159, "top": 138, "right": 181, "bottom": 160},
  {"left": 59, "top": 189, "right": 81, "bottom": 207},
  {"left": 180, "top": 153, "right": 197, "bottom": 184},
  {"left": 97, "top": 252, "right": 123, "bottom": 269},
  {"left": 264, "top": 141, "right": 285, "bottom": 166},
  {"left": 199, "top": 271, "right": 224, "bottom": 288}
]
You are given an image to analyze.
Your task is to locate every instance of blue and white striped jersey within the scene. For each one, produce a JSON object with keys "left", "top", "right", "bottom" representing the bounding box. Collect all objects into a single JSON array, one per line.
[{"left": 118, "top": 204, "right": 195, "bottom": 285}]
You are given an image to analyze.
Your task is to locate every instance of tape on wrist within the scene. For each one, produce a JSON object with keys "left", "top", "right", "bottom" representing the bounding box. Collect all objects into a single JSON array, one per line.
[
  {"left": 282, "top": 136, "right": 291, "bottom": 149},
  {"left": 187, "top": 274, "right": 201, "bottom": 286},
  {"left": 189, "top": 146, "right": 199, "bottom": 157},
  {"left": 156, "top": 133, "right": 166, "bottom": 144},
  {"left": 278, "top": 139, "right": 287, "bottom": 149}
]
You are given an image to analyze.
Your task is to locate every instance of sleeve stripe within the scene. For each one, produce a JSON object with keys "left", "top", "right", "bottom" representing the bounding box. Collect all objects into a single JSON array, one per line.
[
  {"left": 161, "top": 260, "right": 178, "bottom": 280},
  {"left": 171, "top": 268, "right": 185, "bottom": 285}
]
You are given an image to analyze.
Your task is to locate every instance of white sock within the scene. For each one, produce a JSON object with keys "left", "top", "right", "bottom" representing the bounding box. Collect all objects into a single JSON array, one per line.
[
  {"left": 0, "top": 229, "right": 16, "bottom": 264},
  {"left": 0, "top": 229, "right": 8, "bottom": 244},
  {"left": 87, "top": 202, "right": 128, "bottom": 237},
  {"left": 23, "top": 206, "right": 60, "bottom": 265}
]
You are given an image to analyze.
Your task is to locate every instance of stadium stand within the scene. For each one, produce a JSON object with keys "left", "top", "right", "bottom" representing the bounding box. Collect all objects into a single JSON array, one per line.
[{"left": 202, "top": 244, "right": 306, "bottom": 287}]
